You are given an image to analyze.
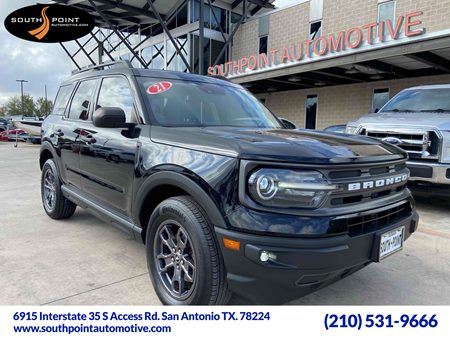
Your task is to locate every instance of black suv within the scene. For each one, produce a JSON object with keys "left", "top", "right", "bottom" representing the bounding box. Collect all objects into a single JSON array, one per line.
[{"left": 40, "top": 61, "right": 418, "bottom": 305}]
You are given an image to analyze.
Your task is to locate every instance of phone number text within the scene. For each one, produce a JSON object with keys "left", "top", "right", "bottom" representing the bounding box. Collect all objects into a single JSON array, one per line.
[{"left": 324, "top": 313, "right": 438, "bottom": 330}]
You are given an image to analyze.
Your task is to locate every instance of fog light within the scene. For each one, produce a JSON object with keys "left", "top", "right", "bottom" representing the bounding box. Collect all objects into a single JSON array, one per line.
[{"left": 260, "top": 251, "right": 276, "bottom": 262}]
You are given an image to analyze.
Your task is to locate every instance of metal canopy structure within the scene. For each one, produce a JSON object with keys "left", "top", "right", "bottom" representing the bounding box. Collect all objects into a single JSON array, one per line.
[
  {"left": 232, "top": 34, "right": 450, "bottom": 94},
  {"left": 55, "top": 0, "right": 275, "bottom": 74}
]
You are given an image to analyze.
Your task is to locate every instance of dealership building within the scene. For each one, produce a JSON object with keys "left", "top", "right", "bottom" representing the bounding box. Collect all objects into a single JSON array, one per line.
[
  {"left": 222, "top": 0, "right": 450, "bottom": 129},
  {"left": 60, "top": 0, "right": 450, "bottom": 129}
]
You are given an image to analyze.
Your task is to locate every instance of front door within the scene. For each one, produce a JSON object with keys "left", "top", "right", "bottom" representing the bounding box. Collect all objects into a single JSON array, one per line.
[{"left": 79, "top": 76, "right": 140, "bottom": 215}]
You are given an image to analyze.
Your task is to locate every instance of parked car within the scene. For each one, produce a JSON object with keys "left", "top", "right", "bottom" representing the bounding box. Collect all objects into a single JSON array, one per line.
[
  {"left": 324, "top": 124, "right": 346, "bottom": 133},
  {"left": 346, "top": 84, "right": 450, "bottom": 196},
  {"left": 0, "top": 129, "right": 26, "bottom": 141},
  {"left": 0, "top": 117, "right": 13, "bottom": 132},
  {"left": 0, "top": 118, "right": 7, "bottom": 132},
  {"left": 40, "top": 61, "right": 418, "bottom": 305}
]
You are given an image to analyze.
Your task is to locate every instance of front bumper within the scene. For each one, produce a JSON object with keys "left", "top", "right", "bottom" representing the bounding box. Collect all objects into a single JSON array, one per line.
[
  {"left": 216, "top": 210, "right": 419, "bottom": 304},
  {"left": 407, "top": 160, "right": 450, "bottom": 195}
]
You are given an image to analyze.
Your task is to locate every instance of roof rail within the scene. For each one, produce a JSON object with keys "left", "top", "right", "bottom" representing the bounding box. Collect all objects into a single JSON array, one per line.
[{"left": 71, "top": 60, "right": 133, "bottom": 75}]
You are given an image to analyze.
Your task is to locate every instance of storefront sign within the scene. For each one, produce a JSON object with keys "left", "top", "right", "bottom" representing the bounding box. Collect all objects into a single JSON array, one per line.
[{"left": 208, "top": 11, "right": 425, "bottom": 77}]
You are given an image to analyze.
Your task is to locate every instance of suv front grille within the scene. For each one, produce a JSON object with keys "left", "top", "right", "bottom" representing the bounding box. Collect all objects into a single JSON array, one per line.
[
  {"left": 324, "top": 162, "right": 408, "bottom": 207},
  {"left": 330, "top": 202, "right": 411, "bottom": 237},
  {"left": 362, "top": 129, "right": 440, "bottom": 161}
]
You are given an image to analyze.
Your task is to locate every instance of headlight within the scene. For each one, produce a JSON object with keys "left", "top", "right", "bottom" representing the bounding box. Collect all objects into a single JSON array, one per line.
[
  {"left": 345, "top": 125, "right": 358, "bottom": 134},
  {"left": 248, "top": 168, "right": 338, "bottom": 209}
]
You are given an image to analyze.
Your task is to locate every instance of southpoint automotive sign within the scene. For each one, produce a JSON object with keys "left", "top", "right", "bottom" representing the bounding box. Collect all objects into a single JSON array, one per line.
[{"left": 208, "top": 11, "right": 425, "bottom": 77}]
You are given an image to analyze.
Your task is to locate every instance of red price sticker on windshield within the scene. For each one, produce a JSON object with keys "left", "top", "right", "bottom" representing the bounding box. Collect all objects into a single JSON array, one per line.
[{"left": 147, "top": 81, "right": 172, "bottom": 95}]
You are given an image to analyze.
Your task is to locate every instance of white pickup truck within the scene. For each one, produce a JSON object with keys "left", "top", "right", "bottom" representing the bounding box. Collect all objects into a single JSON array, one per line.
[{"left": 346, "top": 84, "right": 450, "bottom": 196}]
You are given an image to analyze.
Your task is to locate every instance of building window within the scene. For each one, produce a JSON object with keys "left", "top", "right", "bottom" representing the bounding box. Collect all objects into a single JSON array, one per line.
[
  {"left": 305, "top": 95, "right": 318, "bottom": 129},
  {"left": 259, "top": 15, "right": 269, "bottom": 55},
  {"left": 259, "top": 36, "right": 268, "bottom": 54},
  {"left": 309, "top": 20, "right": 322, "bottom": 40},
  {"left": 309, "top": 20, "right": 322, "bottom": 55},
  {"left": 372, "top": 88, "right": 390, "bottom": 112},
  {"left": 378, "top": 1, "right": 396, "bottom": 40}
]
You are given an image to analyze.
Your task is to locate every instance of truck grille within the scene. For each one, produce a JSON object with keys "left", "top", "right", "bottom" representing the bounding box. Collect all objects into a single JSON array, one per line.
[
  {"left": 362, "top": 129, "right": 440, "bottom": 161},
  {"left": 330, "top": 202, "right": 411, "bottom": 237}
]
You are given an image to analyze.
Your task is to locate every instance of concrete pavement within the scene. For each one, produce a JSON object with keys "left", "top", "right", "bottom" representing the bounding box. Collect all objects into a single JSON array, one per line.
[{"left": 0, "top": 142, "right": 449, "bottom": 305}]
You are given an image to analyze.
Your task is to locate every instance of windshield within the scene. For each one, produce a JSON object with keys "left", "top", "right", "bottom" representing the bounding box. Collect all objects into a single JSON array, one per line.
[
  {"left": 381, "top": 88, "right": 450, "bottom": 113},
  {"left": 139, "top": 78, "right": 282, "bottom": 128}
]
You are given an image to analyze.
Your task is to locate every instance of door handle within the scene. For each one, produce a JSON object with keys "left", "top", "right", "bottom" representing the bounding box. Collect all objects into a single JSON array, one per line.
[{"left": 54, "top": 129, "right": 64, "bottom": 137}]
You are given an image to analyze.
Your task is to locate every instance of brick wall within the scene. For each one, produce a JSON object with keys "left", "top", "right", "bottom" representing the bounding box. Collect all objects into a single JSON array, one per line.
[
  {"left": 266, "top": 3, "right": 309, "bottom": 53},
  {"left": 262, "top": 74, "right": 450, "bottom": 129},
  {"left": 232, "top": 0, "right": 450, "bottom": 129},
  {"left": 232, "top": 0, "right": 450, "bottom": 60},
  {"left": 232, "top": 19, "right": 258, "bottom": 60}
]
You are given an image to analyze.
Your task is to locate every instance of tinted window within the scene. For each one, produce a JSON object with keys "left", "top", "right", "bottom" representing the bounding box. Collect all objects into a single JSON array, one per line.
[
  {"left": 309, "top": 20, "right": 322, "bottom": 39},
  {"left": 97, "top": 77, "right": 135, "bottom": 122},
  {"left": 309, "top": 21, "right": 322, "bottom": 55},
  {"left": 52, "top": 84, "right": 73, "bottom": 115},
  {"left": 381, "top": 88, "right": 450, "bottom": 113},
  {"left": 68, "top": 80, "right": 97, "bottom": 120},
  {"left": 259, "top": 36, "right": 268, "bottom": 55},
  {"left": 140, "top": 78, "right": 281, "bottom": 128},
  {"left": 305, "top": 95, "right": 318, "bottom": 129},
  {"left": 259, "top": 16, "right": 269, "bottom": 54}
]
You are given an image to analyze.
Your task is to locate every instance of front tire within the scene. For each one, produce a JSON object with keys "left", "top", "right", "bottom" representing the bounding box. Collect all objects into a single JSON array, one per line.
[
  {"left": 146, "top": 196, "right": 229, "bottom": 305},
  {"left": 41, "top": 159, "right": 76, "bottom": 219}
]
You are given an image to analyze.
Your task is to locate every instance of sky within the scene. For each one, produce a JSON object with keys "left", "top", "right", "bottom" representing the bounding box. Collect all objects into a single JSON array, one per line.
[
  {"left": 0, "top": 0, "right": 72, "bottom": 106},
  {"left": 0, "top": 0, "right": 300, "bottom": 107}
]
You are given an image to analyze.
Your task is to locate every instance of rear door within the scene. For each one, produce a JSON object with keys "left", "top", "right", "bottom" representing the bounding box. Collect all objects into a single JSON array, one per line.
[
  {"left": 55, "top": 79, "right": 98, "bottom": 187},
  {"left": 79, "top": 76, "right": 140, "bottom": 215}
]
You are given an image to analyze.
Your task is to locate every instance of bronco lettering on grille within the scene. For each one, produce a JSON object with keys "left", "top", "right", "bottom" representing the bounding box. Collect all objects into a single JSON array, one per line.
[{"left": 347, "top": 174, "right": 408, "bottom": 191}]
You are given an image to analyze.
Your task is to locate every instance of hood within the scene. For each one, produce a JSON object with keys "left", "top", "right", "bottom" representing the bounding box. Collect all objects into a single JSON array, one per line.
[
  {"left": 150, "top": 126, "right": 406, "bottom": 164},
  {"left": 353, "top": 112, "right": 450, "bottom": 130}
]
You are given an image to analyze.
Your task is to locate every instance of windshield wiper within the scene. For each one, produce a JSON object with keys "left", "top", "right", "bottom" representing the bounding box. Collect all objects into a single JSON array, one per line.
[
  {"left": 419, "top": 109, "right": 450, "bottom": 112},
  {"left": 383, "top": 109, "right": 418, "bottom": 112}
]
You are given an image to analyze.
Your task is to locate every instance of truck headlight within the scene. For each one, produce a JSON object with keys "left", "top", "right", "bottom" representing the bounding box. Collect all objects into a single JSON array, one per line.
[
  {"left": 345, "top": 125, "right": 358, "bottom": 134},
  {"left": 248, "top": 168, "right": 338, "bottom": 209}
]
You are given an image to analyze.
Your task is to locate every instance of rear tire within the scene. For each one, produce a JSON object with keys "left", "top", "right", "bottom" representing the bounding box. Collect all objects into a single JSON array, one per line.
[
  {"left": 146, "top": 196, "right": 230, "bottom": 305},
  {"left": 41, "top": 159, "right": 76, "bottom": 219}
]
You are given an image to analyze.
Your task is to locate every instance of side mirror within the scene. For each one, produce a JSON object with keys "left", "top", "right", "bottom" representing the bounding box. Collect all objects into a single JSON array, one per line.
[
  {"left": 93, "top": 107, "right": 128, "bottom": 128},
  {"left": 370, "top": 108, "right": 379, "bottom": 114},
  {"left": 280, "top": 118, "right": 297, "bottom": 129}
]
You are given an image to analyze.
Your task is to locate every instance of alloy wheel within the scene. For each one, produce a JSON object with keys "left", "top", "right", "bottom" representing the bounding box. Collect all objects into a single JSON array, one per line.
[
  {"left": 154, "top": 221, "right": 196, "bottom": 300},
  {"left": 43, "top": 168, "right": 56, "bottom": 211}
]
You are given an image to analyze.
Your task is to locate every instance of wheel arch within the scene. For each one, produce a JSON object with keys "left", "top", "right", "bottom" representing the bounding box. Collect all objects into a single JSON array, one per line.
[
  {"left": 39, "top": 141, "right": 57, "bottom": 170},
  {"left": 133, "top": 171, "right": 227, "bottom": 243}
]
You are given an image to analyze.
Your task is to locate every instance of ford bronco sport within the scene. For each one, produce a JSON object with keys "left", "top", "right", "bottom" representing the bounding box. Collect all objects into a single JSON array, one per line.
[{"left": 40, "top": 61, "right": 418, "bottom": 305}]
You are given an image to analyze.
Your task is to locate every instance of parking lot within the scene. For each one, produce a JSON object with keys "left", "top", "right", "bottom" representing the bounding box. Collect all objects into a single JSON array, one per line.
[{"left": 1, "top": 142, "right": 449, "bottom": 305}]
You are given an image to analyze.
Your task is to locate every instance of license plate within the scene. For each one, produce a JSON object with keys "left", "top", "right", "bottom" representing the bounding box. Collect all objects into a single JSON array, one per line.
[{"left": 379, "top": 226, "right": 405, "bottom": 260}]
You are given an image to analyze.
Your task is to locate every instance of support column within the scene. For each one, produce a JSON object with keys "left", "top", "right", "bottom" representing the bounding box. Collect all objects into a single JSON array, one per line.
[{"left": 198, "top": 0, "right": 205, "bottom": 74}]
